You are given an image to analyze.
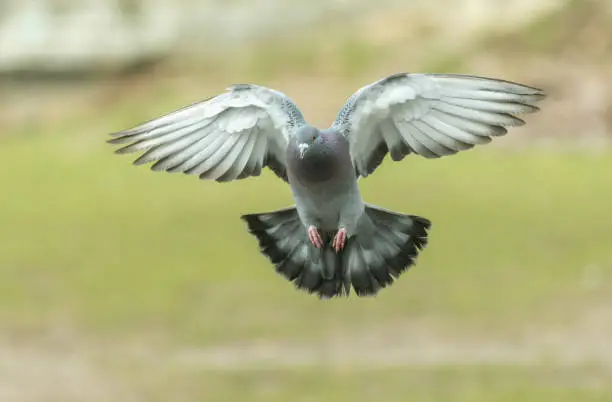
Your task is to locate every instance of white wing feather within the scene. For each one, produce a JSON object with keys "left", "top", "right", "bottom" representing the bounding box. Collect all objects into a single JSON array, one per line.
[
  {"left": 109, "top": 84, "right": 306, "bottom": 182},
  {"left": 332, "top": 73, "right": 545, "bottom": 177}
]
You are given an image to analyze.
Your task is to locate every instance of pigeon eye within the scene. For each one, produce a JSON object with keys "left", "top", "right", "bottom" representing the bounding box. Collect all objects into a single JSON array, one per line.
[{"left": 312, "top": 135, "right": 316, "bottom": 140}]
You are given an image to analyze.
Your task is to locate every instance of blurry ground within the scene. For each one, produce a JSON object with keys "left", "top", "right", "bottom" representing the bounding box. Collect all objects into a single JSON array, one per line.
[
  {"left": 1, "top": 1, "right": 612, "bottom": 401},
  {"left": 2, "top": 303, "right": 612, "bottom": 401}
]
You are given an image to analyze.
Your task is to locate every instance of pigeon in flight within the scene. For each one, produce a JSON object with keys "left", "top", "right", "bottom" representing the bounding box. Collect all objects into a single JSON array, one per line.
[{"left": 109, "top": 73, "right": 545, "bottom": 298}]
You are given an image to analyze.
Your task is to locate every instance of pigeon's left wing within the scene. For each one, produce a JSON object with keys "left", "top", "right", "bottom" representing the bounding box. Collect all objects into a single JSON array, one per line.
[
  {"left": 331, "top": 73, "right": 545, "bottom": 178},
  {"left": 109, "top": 84, "right": 306, "bottom": 182}
]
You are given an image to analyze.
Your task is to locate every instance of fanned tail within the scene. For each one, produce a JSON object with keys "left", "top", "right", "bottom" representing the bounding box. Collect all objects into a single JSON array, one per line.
[{"left": 241, "top": 204, "right": 431, "bottom": 298}]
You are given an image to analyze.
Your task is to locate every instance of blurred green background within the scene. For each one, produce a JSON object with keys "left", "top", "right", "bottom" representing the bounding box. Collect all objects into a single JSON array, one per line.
[{"left": 1, "top": 0, "right": 611, "bottom": 401}]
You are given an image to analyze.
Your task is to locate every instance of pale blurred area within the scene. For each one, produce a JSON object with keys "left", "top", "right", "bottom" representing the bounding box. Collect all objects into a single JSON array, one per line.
[
  {"left": 1, "top": 1, "right": 612, "bottom": 402},
  {"left": 1, "top": 0, "right": 610, "bottom": 143}
]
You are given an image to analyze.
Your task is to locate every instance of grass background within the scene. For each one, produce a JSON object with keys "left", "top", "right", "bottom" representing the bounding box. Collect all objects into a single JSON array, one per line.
[
  {"left": 2, "top": 133, "right": 611, "bottom": 339},
  {"left": 1, "top": 120, "right": 611, "bottom": 400}
]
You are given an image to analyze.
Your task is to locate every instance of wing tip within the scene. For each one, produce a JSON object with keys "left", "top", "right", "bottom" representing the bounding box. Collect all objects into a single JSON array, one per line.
[
  {"left": 107, "top": 135, "right": 131, "bottom": 145},
  {"left": 132, "top": 157, "right": 150, "bottom": 166},
  {"left": 427, "top": 73, "right": 547, "bottom": 96},
  {"left": 113, "top": 146, "right": 136, "bottom": 155},
  {"left": 108, "top": 130, "right": 127, "bottom": 138}
]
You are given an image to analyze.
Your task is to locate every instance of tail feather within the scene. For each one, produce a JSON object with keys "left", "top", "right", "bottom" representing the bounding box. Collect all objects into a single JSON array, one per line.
[
  {"left": 241, "top": 204, "right": 431, "bottom": 298},
  {"left": 241, "top": 207, "right": 345, "bottom": 298},
  {"left": 346, "top": 204, "right": 430, "bottom": 296}
]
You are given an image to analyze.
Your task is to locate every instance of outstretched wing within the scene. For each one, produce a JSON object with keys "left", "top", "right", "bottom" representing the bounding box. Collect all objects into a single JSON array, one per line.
[
  {"left": 331, "top": 73, "right": 545, "bottom": 178},
  {"left": 108, "top": 84, "right": 306, "bottom": 182}
]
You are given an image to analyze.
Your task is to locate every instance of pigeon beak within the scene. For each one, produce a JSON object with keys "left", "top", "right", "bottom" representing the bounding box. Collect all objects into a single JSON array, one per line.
[{"left": 298, "top": 143, "right": 309, "bottom": 159}]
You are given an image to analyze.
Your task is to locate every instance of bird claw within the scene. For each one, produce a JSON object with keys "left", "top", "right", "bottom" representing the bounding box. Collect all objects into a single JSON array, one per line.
[
  {"left": 308, "top": 225, "right": 323, "bottom": 248},
  {"left": 333, "top": 228, "right": 347, "bottom": 253}
]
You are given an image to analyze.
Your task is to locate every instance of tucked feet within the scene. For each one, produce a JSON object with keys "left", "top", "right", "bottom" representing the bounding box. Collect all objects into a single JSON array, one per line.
[
  {"left": 307, "top": 225, "right": 324, "bottom": 248},
  {"left": 332, "top": 228, "right": 347, "bottom": 253}
]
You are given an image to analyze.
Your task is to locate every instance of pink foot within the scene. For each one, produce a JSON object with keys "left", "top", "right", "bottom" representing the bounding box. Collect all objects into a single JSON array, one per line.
[
  {"left": 333, "top": 228, "right": 347, "bottom": 253},
  {"left": 308, "top": 225, "right": 323, "bottom": 248}
]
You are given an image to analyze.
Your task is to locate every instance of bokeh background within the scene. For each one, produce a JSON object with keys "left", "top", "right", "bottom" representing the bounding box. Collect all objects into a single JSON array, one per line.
[{"left": 1, "top": 0, "right": 611, "bottom": 401}]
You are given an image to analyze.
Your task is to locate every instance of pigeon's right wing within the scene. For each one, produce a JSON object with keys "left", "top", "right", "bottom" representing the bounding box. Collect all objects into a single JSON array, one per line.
[
  {"left": 332, "top": 73, "right": 545, "bottom": 178},
  {"left": 108, "top": 84, "right": 306, "bottom": 182}
]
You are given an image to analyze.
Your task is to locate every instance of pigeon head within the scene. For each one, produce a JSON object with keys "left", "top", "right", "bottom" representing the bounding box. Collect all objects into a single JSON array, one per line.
[
  {"left": 295, "top": 126, "right": 323, "bottom": 159},
  {"left": 287, "top": 126, "right": 352, "bottom": 185}
]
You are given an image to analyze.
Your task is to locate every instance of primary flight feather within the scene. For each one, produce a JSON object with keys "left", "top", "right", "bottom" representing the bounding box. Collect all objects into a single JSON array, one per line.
[{"left": 109, "top": 73, "right": 545, "bottom": 298}]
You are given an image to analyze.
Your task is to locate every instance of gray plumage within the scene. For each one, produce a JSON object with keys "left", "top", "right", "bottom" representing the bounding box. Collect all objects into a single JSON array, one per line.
[{"left": 108, "top": 73, "right": 545, "bottom": 298}]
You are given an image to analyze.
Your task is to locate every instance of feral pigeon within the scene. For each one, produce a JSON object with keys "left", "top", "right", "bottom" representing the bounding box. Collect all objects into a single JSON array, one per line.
[{"left": 109, "top": 73, "right": 545, "bottom": 298}]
